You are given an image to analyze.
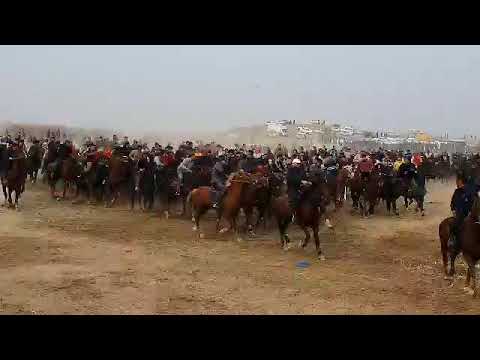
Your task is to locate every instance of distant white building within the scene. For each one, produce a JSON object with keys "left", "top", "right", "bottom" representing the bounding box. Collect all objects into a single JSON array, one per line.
[{"left": 266, "top": 123, "right": 288, "bottom": 137}]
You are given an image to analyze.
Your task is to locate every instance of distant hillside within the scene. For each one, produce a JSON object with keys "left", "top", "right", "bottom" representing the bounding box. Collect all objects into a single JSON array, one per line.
[{"left": 1, "top": 120, "right": 342, "bottom": 149}]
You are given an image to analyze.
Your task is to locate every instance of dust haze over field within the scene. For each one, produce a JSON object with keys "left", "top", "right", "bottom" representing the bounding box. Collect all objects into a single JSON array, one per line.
[
  {"left": 1, "top": 179, "right": 479, "bottom": 314},
  {"left": 2, "top": 45, "right": 480, "bottom": 137}
]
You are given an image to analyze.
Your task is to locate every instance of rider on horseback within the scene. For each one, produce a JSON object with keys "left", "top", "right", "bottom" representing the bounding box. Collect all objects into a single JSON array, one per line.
[
  {"left": 177, "top": 153, "right": 194, "bottom": 194},
  {"left": 49, "top": 138, "right": 71, "bottom": 179},
  {"left": 358, "top": 152, "right": 374, "bottom": 184},
  {"left": 398, "top": 155, "right": 417, "bottom": 193},
  {"left": 449, "top": 173, "right": 478, "bottom": 256},
  {"left": 211, "top": 154, "right": 229, "bottom": 209},
  {"left": 240, "top": 150, "right": 258, "bottom": 174},
  {"left": 287, "top": 158, "right": 307, "bottom": 222},
  {"left": 82, "top": 140, "right": 97, "bottom": 174}
]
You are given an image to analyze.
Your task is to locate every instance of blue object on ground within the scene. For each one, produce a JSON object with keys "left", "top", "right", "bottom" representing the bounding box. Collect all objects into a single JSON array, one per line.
[{"left": 296, "top": 260, "right": 311, "bottom": 269}]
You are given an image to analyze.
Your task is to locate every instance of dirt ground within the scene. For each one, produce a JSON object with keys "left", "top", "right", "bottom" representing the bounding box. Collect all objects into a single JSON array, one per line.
[{"left": 1, "top": 179, "right": 479, "bottom": 314}]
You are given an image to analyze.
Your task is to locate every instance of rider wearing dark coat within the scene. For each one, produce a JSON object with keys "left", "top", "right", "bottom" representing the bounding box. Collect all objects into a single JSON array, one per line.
[
  {"left": 287, "top": 158, "right": 307, "bottom": 217},
  {"left": 398, "top": 156, "right": 417, "bottom": 182},
  {"left": 240, "top": 150, "right": 258, "bottom": 174},
  {"left": 449, "top": 173, "right": 478, "bottom": 255}
]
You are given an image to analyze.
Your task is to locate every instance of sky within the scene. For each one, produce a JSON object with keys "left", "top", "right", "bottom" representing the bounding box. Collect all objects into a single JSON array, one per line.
[{"left": 0, "top": 45, "right": 479, "bottom": 137}]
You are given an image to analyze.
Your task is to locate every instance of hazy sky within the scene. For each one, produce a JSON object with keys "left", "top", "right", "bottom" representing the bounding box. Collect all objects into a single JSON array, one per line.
[{"left": 1, "top": 45, "right": 479, "bottom": 137}]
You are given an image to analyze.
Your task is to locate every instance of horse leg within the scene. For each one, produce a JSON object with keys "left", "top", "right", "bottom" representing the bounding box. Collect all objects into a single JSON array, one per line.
[
  {"left": 393, "top": 199, "right": 399, "bottom": 216},
  {"left": 369, "top": 200, "right": 375, "bottom": 216},
  {"left": 474, "top": 262, "right": 480, "bottom": 298},
  {"left": 462, "top": 254, "right": 476, "bottom": 296},
  {"left": 277, "top": 218, "right": 289, "bottom": 250},
  {"left": 418, "top": 197, "right": 425, "bottom": 216},
  {"left": 129, "top": 187, "right": 135, "bottom": 211},
  {"left": 62, "top": 180, "right": 68, "bottom": 200},
  {"left": 313, "top": 223, "right": 324, "bottom": 261},
  {"left": 8, "top": 187, "right": 13, "bottom": 207},
  {"left": 386, "top": 199, "right": 391, "bottom": 214},
  {"left": 87, "top": 182, "right": 94, "bottom": 204},
  {"left": 14, "top": 189, "right": 20, "bottom": 210},
  {"left": 109, "top": 184, "right": 118, "bottom": 207},
  {"left": 2, "top": 183, "right": 7, "bottom": 206},
  {"left": 448, "top": 252, "right": 457, "bottom": 277},
  {"left": 163, "top": 191, "right": 170, "bottom": 219},
  {"left": 300, "top": 225, "right": 310, "bottom": 249},
  {"left": 196, "top": 210, "right": 205, "bottom": 239},
  {"left": 441, "top": 239, "right": 449, "bottom": 278},
  {"left": 231, "top": 215, "right": 241, "bottom": 242},
  {"left": 244, "top": 207, "right": 255, "bottom": 237}
]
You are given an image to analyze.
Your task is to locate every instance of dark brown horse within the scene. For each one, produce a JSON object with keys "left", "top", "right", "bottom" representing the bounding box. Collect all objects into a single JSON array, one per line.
[
  {"left": 47, "top": 156, "right": 82, "bottom": 200},
  {"left": 3, "top": 155, "right": 27, "bottom": 210},
  {"left": 271, "top": 181, "right": 328, "bottom": 259},
  {"left": 439, "top": 196, "right": 480, "bottom": 297},
  {"left": 350, "top": 170, "right": 380, "bottom": 217},
  {"left": 240, "top": 174, "right": 270, "bottom": 234},
  {"left": 187, "top": 172, "right": 252, "bottom": 240},
  {"left": 26, "top": 146, "right": 43, "bottom": 184}
]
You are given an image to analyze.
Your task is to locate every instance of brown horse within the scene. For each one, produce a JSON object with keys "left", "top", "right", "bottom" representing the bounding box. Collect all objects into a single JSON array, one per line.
[
  {"left": 350, "top": 170, "right": 380, "bottom": 218},
  {"left": 271, "top": 181, "right": 327, "bottom": 259},
  {"left": 187, "top": 172, "right": 252, "bottom": 239},
  {"left": 47, "top": 156, "right": 82, "bottom": 200},
  {"left": 335, "top": 166, "right": 352, "bottom": 208},
  {"left": 3, "top": 155, "right": 27, "bottom": 210},
  {"left": 105, "top": 154, "right": 134, "bottom": 208},
  {"left": 240, "top": 174, "right": 270, "bottom": 235},
  {"left": 439, "top": 196, "right": 480, "bottom": 297}
]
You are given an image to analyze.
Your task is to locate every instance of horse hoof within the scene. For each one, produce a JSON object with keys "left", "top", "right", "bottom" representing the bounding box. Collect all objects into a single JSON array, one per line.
[
  {"left": 219, "top": 228, "right": 229, "bottom": 234},
  {"left": 283, "top": 244, "right": 289, "bottom": 251},
  {"left": 56, "top": 197, "right": 61, "bottom": 202},
  {"left": 325, "top": 219, "right": 333, "bottom": 228},
  {"left": 464, "top": 287, "right": 475, "bottom": 296},
  {"left": 236, "top": 237, "right": 243, "bottom": 242},
  {"left": 318, "top": 254, "right": 326, "bottom": 261},
  {"left": 164, "top": 211, "right": 169, "bottom": 219}
]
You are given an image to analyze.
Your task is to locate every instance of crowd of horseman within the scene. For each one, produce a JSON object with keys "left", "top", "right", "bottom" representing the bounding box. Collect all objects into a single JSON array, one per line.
[{"left": 1, "top": 132, "right": 480, "bottom": 257}]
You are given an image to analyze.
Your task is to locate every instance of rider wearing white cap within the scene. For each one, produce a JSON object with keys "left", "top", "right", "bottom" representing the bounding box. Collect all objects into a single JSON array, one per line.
[{"left": 287, "top": 158, "right": 306, "bottom": 221}]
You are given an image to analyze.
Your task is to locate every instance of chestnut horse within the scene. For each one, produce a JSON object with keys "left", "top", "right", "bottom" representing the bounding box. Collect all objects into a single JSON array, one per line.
[
  {"left": 187, "top": 172, "right": 252, "bottom": 239},
  {"left": 105, "top": 154, "right": 134, "bottom": 208}
]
